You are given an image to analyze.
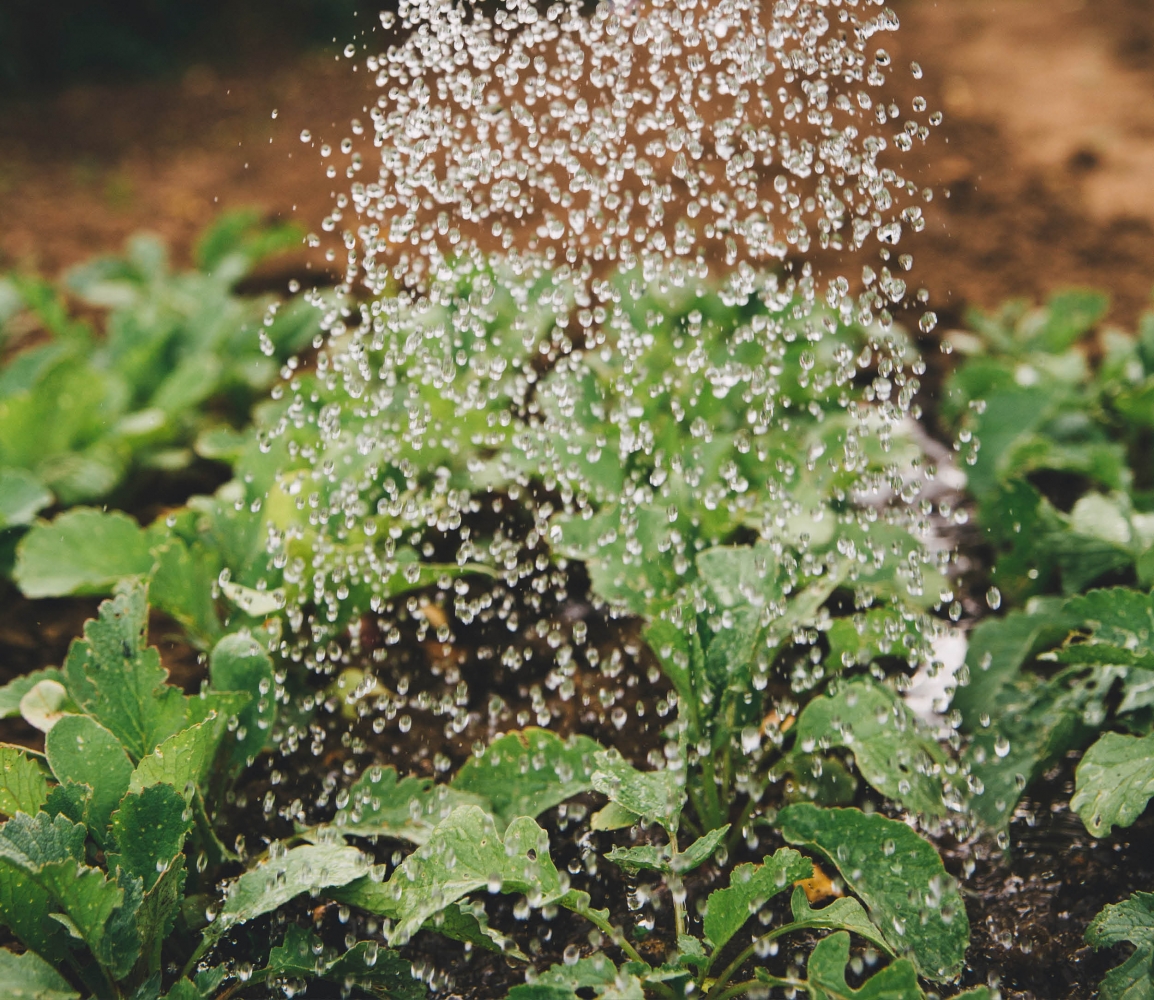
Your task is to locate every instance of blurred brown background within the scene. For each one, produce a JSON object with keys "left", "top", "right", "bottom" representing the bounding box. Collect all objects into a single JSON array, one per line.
[{"left": 1, "top": 0, "right": 1152, "bottom": 323}]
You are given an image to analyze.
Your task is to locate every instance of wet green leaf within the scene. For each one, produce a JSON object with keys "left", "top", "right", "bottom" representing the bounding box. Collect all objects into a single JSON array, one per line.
[
  {"left": 264, "top": 925, "right": 423, "bottom": 1000},
  {"left": 109, "top": 784, "right": 192, "bottom": 891},
  {"left": 208, "top": 633, "right": 276, "bottom": 770},
  {"left": 1054, "top": 588, "right": 1154, "bottom": 669},
  {"left": 778, "top": 804, "right": 969, "bottom": 981},
  {"left": 788, "top": 887, "right": 893, "bottom": 956},
  {"left": 507, "top": 954, "right": 642, "bottom": 1000},
  {"left": 14, "top": 509, "right": 153, "bottom": 598},
  {"left": 332, "top": 765, "right": 483, "bottom": 844},
  {"left": 591, "top": 751, "right": 685, "bottom": 836},
  {"left": 790, "top": 680, "right": 948, "bottom": 818},
  {"left": 0, "top": 946, "right": 79, "bottom": 1000},
  {"left": 1086, "top": 892, "right": 1154, "bottom": 1000},
  {"left": 44, "top": 714, "right": 133, "bottom": 838},
  {"left": 805, "top": 931, "right": 921, "bottom": 1000},
  {"left": 0, "top": 744, "right": 50, "bottom": 818},
  {"left": 703, "top": 847, "right": 812, "bottom": 953},
  {"left": 1072, "top": 732, "right": 1154, "bottom": 837},
  {"left": 451, "top": 729, "right": 603, "bottom": 828},
  {"left": 606, "top": 825, "right": 728, "bottom": 876}
]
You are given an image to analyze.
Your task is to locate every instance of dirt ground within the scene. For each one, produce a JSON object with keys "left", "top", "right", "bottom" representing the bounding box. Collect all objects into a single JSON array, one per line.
[{"left": 1, "top": 0, "right": 1153, "bottom": 325}]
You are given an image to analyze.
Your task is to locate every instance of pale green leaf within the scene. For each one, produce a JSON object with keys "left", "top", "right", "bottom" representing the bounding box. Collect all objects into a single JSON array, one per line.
[
  {"left": 590, "top": 751, "right": 684, "bottom": 835},
  {"left": 778, "top": 804, "right": 969, "bottom": 981},
  {"left": 788, "top": 888, "right": 893, "bottom": 956},
  {"left": 589, "top": 801, "right": 639, "bottom": 832},
  {"left": 604, "top": 825, "right": 728, "bottom": 876},
  {"left": 451, "top": 729, "right": 603, "bottom": 828},
  {"left": 0, "top": 946, "right": 79, "bottom": 1000},
  {"left": 507, "top": 955, "right": 640, "bottom": 1000},
  {"left": 0, "top": 745, "right": 50, "bottom": 818},
  {"left": 332, "top": 765, "right": 484, "bottom": 845},
  {"left": 208, "top": 633, "right": 276, "bottom": 770},
  {"left": 1072, "top": 732, "right": 1154, "bottom": 837},
  {"left": 703, "top": 847, "right": 812, "bottom": 953},
  {"left": 264, "top": 925, "right": 424, "bottom": 1000},
  {"left": 18, "top": 681, "right": 75, "bottom": 734},
  {"left": 0, "top": 668, "right": 64, "bottom": 719},
  {"left": 129, "top": 718, "right": 226, "bottom": 797}
]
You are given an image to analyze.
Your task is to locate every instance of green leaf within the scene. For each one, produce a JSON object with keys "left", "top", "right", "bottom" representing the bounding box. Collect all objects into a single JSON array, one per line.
[
  {"left": 44, "top": 714, "right": 133, "bottom": 838},
  {"left": 264, "top": 925, "right": 424, "bottom": 1000},
  {"left": 590, "top": 751, "right": 685, "bottom": 836},
  {"left": 208, "top": 633, "right": 276, "bottom": 770},
  {"left": 62, "top": 586, "right": 189, "bottom": 760},
  {"left": 805, "top": 931, "right": 921, "bottom": 1000},
  {"left": 215, "top": 843, "right": 371, "bottom": 933},
  {"left": 703, "top": 847, "right": 812, "bottom": 953},
  {"left": 128, "top": 717, "right": 225, "bottom": 796},
  {"left": 778, "top": 804, "right": 969, "bottom": 982},
  {"left": 110, "top": 784, "right": 193, "bottom": 890},
  {"left": 14, "top": 509, "right": 153, "bottom": 598},
  {"left": 1055, "top": 588, "right": 1154, "bottom": 669},
  {"left": 0, "top": 468, "right": 53, "bottom": 529},
  {"left": 0, "top": 946, "right": 80, "bottom": 1000},
  {"left": 791, "top": 680, "right": 948, "bottom": 817},
  {"left": 1086, "top": 892, "right": 1154, "bottom": 1000},
  {"left": 695, "top": 543, "right": 779, "bottom": 608},
  {"left": 148, "top": 538, "right": 222, "bottom": 647},
  {"left": 0, "top": 745, "right": 50, "bottom": 818},
  {"left": 788, "top": 887, "right": 894, "bottom": 956},
  {"left": 160, "top": 979, "right": 201, "bottom": 1000},
  {"left": 450, "top": 729, "right": 603, "bottom": 828},
  {"left": 342, "top": 806, "right": 566, "bottom": 946},
  {"left": 427, "top": 900, "right": 528, "bottom": 960},
  {"left": 589, "top": 801, "right": 640, "bottom": 832},
  {"left": 135, "top": 855, "right": 186, "bottom": 976},
  {"left": 0, "top": 668, "right": 65, "bottom": 719},
  {"left": 605, "top": 825, "right": 728, "bottom": 876},
  {"left": 507, "top": 955, "right": 642, "bottom": 1000},
  {"left": 332, "top": 765, "right": 483, "bottom": 845},
  {"left": 1035, "top": 288, "right": 1110, "bottom": 352},
  {"left": 1072, "top": 732, "right": 1154, "bottom": 837},
  {"left": 19, "top": 680, "right": 76, "bottom": 734}
]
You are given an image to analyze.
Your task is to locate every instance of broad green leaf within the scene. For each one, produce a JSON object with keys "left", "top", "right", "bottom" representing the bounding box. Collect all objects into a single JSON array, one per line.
[
  {"left": 45, "top": 714, "right": 133, "bottom": 838},
  {"left": 129, "top": 717, "right": 225, "bottom": 796},
  {"left": 264, "top": 925, "right": 423, "bottom": 1000},
  {"left": 110, "top": 784, "right": 192, "bottom": 890},
  {"left": 591, "top": 751, "right": 685, "bottom": 836},
  {"left": 332, "top": 765, "right": 483, "bottom": 845},
  {"left": 451, "top": 729, "right": 603, "bottom": 828},
  {"left": 14, "top": 509, "right": 153, "bottom": 598},
  {"left": 703, "top": 847, "right": 812, "bottom": 953},
  {"left": 1086, "top": 892, "right": 1154, "bottom": 1000},
  {"left": 62, "top": 586, "right": 189, "bottom": 760},
  {"left": 347, "top": 806, "right": 565, "bottom": 946},
  {"left": 788, "top": 887, "right": 893, "bottom": 956},
  {"left": 149, "top": 538, "right": 223, "bottom": 647},
  {"left": 0, "top": 806, "right": 87, "bottom": 867},
  {"left": 507, "top": 955, "right": 641, "bottom": 1000},
  {"left": 590, "top": 801, "right": 640, "bottom": 832},
  {"left": 1072, "top": 732, "right": 1154, "bottom": 838},
  {"left": 791, "top": 680, "right": 948, "bottom": 818},
  {"left": 0, "top": 946, "right": 79, "bottom": 1000},
  {"left": 805, "top": 931, "right": 921, "bottom": 1000},
  {"left": 695, "top": 543, "right": 779, "bottom": 607},
  {"left": 605, "top": 825, "right": 728, "bottom": 876},
  {"left": 0, "top": 469, "right": 53, "bottom": 530},
  {"left": 208, "top": 633, "right": 276, "bottom": 769},
  {"left": 0, "top": 668, "right": 65, "bottom": 719},
  {"left": 19, "top": 680, "right": 76, "bottom": 733},
  {"left": 0, "top": 745, "right": 50, "bottom": 818},
  {"left": 135, "top": 855, "right": 186, "bottom": 976},
  {"left": 778, "top": 804, "right": 969, "bottom": 982},
  {"left": 215, "top": 844, "right": 371, "bottom": 933},
  {"left": 160, "top": 980, "right": 200, "bottom": 1000},
  {"left": 1055, "top": 588, "right": 1154, "bottom": 669}
]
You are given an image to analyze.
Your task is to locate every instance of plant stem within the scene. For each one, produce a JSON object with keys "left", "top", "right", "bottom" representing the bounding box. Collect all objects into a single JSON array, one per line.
[
  {"left": 668, "top": 831, "right": 686, "bottom": 942},
  {"left": 705, "top": 922, "right": 801, "bottom": 997},
  {"left": 572, "top": 902, "right": 647, "bottom": 966},
  {"left": 724, "top": 798, "right": 757, "bottom": 857},
  {"left": 698, "top": 753, "right": 724, "bottom": 830},
  {"left": 711, "top": 976, "right": 805, "bottom": 1000}
]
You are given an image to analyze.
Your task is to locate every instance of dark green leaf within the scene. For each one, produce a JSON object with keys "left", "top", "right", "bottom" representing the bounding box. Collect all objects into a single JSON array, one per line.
[
  {"left": 451, "top": 729, "right": 603, "bottom": 828},
  {"left": 1086, "top": 892, "right": 1154, "bottom": 1000},
  {"left": 264, "top": 925, "right": 424, "bottom": 1000},
  {"left": 332, "top": 765, "right": 483, "bottom": 845},
  {"left": 778, "top": 804, "right": 969, "bottom": 981},
  {"left": 14, "top": 509, "right": 153, "bottom": 598},
  {"left": 805, "top": 931, "right": 921, "bottom": 1000},
  {"left": 208, "top": 633, "right": 276, "bottom": 770},
  {"left": 703, "top": 848, "right": 812, "bottom": 953},
  {"left": 507, "top": 954, "right": 640, "bottom": 1000},
  {"left": 1072, "top": 732, "right": 1154, "bottom": 837},
  {"left": 0, "top": 946, "right": 79, "bottom": 1000},
  {"left": 110, "top": 784, "right": 192, "bottom": 890},
  {"left": 135, "top": 855, "right": 186, "bottom": 976}
]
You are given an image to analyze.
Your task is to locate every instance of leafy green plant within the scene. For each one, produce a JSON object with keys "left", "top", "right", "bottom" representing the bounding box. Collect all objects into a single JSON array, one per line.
[{"left": 0, "top": 210, "right": 318, "bottom": 554}]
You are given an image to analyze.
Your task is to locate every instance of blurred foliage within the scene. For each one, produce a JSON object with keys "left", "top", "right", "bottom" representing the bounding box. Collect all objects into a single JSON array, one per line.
[{"left": 0, "top": 0, "right": 369, "bottom": 95}]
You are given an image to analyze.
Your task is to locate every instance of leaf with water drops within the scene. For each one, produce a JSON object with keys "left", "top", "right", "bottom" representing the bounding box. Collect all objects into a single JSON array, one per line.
[
  {"left": 590, "top": 751, "right": 685, "bottom": 836},
  {"left": 263, "top": 925, "right": 423, "bottom": 1000},
  {"left": 1053, "top": 587, "right": 1154, "bottom": 669},
  {"left": 427, "top": 900, "right": 528, "bottom": 961},
  {"left": 450, "top": 729, "right": 604, "bottom": 828},
  {"left": 208, "top": 633, "right": 276, "bottom": 771},
  {"left": 778, "top": 804, "right": 969, "bottom": 982},
  {"left": 44, "top": 714, "right": 133, "bottom": 841},
  {"left": 214, "top": 843, "right": 371, "bottom": 934},
  {"left": 352, "top": 806, "right": 566, "bottom": 946},
  {"left": 1071, "top": 732, "right": 1154, "bottom": 838},
  {"left": 108, "top": 784, "right": 192, "bottom": 892},
  {"left": 605, "top": 825, "right": 729, "bottom": 876},
  {"left": 0, "top": 745, "right": 50, "bottom": 819},
  {"left": 506, "top": 954, "right": 643, "bottom": 1000},
  {"left": 128, "top": 716, "right": 230, "bottom": 797},
  {"left": 1086, "top": 892, "right": 1154, "bottom": 1000},
  {"left": 331, "top": 765, "right": 484, "bottom": 845},
  {"left": 787, "top": 887, "right": 894, "bottom": 957},
  {"left": 789, "top": 680, "right": 949, "bottom": 818},
  {"left": 703, "top": 848, "right": 812, "bottom": 953},
  {"left": 804, "top": 931, "right": 921, "bottom": 1000},
  {"left": 0, "top": 946, "right": 79, "bottom": 1000}
]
